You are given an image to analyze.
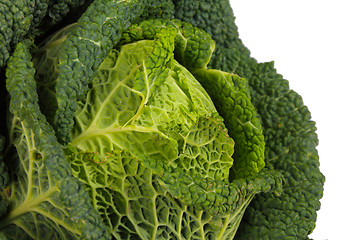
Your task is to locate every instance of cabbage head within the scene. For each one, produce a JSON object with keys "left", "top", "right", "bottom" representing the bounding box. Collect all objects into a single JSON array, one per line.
[{"left": 0, "top": 18, "right": 282, "bottom": 240}]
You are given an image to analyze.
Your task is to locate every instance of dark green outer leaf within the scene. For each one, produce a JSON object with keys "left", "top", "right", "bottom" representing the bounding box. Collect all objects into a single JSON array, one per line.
[
  {"left": 0, "top": 0, "right": 93, "bottom": 69},
  {"left": 173, "top": 0, "right": 325, "bottom": 239},
  {"left": 236, "top": 62, "right": 325, "bottom": 239},
  {"left": 45, "top": 0, "right": 90, "bottom": 26},
  {"left": 2, "top": 40, "right": 111, "bottom": 239},
  {"left": 173, "top": 0, "right": 252, "bottom": 73},
  {"left": 0, "top": 0, "right": 36, "bottom": 68}
]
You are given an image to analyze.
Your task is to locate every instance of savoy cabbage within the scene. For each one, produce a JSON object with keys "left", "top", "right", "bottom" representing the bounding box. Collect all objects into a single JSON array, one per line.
[{"left": 0, "top": 0, "right": 324, "bottom": 239}]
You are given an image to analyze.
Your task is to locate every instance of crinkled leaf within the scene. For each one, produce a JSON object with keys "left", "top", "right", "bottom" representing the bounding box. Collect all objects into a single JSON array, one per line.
[
  {"left": 0, "top": 0, "right": 36, "bottom": 68},
  {"left": 192, "top": 69, "right": 265, "bottom": 179},
  {"left": 66, "top": 147, "right": 247, "bottom": 240},
  {"left": 172, "top": 0, "right": 325, "bottom": 238},
  {"left": 1, "top": 41, "right": 111, "bottom": 239}
]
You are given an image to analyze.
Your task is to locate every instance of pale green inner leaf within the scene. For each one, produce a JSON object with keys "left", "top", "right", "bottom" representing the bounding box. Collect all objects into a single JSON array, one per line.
[{"left": 70, "top": 39, "right": 233, "bottom": 180}]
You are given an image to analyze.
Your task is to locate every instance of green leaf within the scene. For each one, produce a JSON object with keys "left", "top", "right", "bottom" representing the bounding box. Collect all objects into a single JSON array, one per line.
[
  {"left": 70, "top": 39, "right": 179, "bottom": 164},
  {"left": 192, "top": 69, "right": 265, "bottom": 179},
  {"left": 1, "top": 41, "right": 111, "bottom": 239},
  {"left": 0, "top": 0, "right": 36, "bottom": 68},
  {"left": 172, "top": 1, "right": 325, "bottom": 238},
  {"left": 66, "top": 146, "right": 258, "bottom": 240}
]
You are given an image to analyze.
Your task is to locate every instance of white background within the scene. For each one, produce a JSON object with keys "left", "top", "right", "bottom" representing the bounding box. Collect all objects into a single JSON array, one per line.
[{"left": 229, "top": 1, "right": 360, "bottom": 239}]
